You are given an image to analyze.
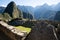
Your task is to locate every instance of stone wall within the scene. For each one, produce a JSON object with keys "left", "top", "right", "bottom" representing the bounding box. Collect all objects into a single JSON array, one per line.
[{"left": 0, "top": 21, "right": 27, "bottom": 40}]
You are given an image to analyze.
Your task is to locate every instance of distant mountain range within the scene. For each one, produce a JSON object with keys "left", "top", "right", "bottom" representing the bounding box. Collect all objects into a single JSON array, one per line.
[
  {"left": 0, "top": 6, "right": 5, "bottom": 13},
  {"left": 17, "top": 3, "right": 60, "bottom": 21},
  {"left": 0, "top": 2, "right": 60, "bottom": 21},
  {"left": 17, "top": 5, "right": 34, "bottom": 17},
  {"left": 34, "top": 4, "right": 56, "bottom": 20}
]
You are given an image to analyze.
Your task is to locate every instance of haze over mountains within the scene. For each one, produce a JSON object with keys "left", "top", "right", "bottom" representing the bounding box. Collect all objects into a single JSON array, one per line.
[
  {"left": 0, "top": 6, "right": 5, "bottom": 13},
  {"left": 17, "top": 3, "right": 60, "bottom": 21},
  {"left": 0, "top": 2, "right": 60, "bottom": 21}
]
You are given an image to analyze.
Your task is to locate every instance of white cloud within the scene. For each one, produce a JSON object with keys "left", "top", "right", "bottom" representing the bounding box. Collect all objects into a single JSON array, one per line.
[
  {"left": 0, "top": 5, "right": 6, "bottom": 7},
  {"left": 0, "top": 0, "right": 60, "bottom": 7}
]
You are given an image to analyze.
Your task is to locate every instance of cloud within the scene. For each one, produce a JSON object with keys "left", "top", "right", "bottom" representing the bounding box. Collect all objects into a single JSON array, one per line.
[{"left": 0, "top": 5, "right": 6, "bottom": 7}]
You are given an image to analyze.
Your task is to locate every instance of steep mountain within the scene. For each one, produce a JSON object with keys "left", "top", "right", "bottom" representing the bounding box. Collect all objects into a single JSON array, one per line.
[
  {"left": 17, "top": 5, "right": 29, "bottom": 13},
  {"left": 3, "top": 1, "right": 22, "bottom": 19},
  {"left": 25, "top": 6, "right": 34, "bottom": 15},
  {"left": 17, "top": 5, "right": 33, "bottom": 19},
  {"left": 17, "top": 5, "right": 34, "bottom": 14},
  {"left": 23, "top": 12, "right": 33, "bottom": 19},
  {"left": 1, "top": 2, "right": 60, "bottom": 20}
]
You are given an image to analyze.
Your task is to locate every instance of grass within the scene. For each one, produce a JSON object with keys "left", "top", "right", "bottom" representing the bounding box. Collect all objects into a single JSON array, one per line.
[{"left": 15, "top": 26, "right": 31, "bottom": 34}]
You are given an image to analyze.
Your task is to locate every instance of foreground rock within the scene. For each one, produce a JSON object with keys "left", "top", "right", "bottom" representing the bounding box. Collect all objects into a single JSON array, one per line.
[
  {"left": 0, "top": 21, "right": 27, "bottom": 40},
  {"left": 25, "top": 21, "right": 58, "bottom": 40}
]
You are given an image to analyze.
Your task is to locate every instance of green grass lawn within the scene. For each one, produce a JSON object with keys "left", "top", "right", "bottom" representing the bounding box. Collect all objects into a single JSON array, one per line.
[{"left": 15, "top": 26, "right": 31, "bottom": 34}]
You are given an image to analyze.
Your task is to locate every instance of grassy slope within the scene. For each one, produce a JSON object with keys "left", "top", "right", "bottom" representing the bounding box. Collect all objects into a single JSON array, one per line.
[{"left": 15, "top": 26, "right": 31, "bottom": 34}]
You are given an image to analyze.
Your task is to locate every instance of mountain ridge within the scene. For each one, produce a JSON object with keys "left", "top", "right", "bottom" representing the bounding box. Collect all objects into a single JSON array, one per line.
[{"left": 0, "top": 2, "right": 60, "bottom": 21}]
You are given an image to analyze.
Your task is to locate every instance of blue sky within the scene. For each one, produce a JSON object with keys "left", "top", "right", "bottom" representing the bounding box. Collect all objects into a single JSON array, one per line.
[{"left": 0, "top": 0, "right": 60, "bottom": 7}]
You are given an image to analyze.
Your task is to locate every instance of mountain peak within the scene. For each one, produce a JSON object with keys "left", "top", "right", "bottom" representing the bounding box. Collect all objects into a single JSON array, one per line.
[
  {"left": 3, "top": 1, "right": 21, "bottom": 18},
  {"left": 7, "top": 1, "right": 16, "bottom": 7},
  {"left": 10, "top": 1, "right": 15, "bottom": 4}
]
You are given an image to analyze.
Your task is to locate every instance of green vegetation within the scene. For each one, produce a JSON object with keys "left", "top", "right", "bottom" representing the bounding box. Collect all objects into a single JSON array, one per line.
[
  {"left": 23, "top": 12, "right": 33, "bottom": 19},
  {"left": 15, "top": 26, "right": 31, "bottom": 34},
  {"left": 22, "top": 20, "right": 34, "bottom": 28},
  {"left": 0, "top": 13, "right": 3, "bottom": 20},
  {"left": 3, "top": 13, "right": 12, "bottom": 21}
]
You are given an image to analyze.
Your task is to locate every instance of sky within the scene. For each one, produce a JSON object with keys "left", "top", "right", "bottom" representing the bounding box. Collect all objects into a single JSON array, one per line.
[{"left": 0, "top": 0, "right": 60, "bottom": 7}]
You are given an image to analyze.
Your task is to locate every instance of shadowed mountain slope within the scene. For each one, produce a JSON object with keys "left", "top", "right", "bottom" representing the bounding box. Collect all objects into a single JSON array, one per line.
[{"left": 3, "top": 1, "right": 22, "bottom": 19}]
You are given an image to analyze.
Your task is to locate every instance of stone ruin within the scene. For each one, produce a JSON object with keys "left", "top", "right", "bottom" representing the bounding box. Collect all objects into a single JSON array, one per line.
[
  {"left": 0, "top": 21, "right": 27, "bottom": 40},
  {"left": 25, "top": 21, "right": 58, "bottom": 40},
  {"left": 0, "top": 21, "right": 59, "bottom": 40}
]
